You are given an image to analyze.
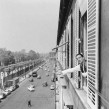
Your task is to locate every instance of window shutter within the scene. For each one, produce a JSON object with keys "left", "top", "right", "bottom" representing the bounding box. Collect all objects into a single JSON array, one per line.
[
  {"left": 73, "top": 2, "right": 79, "bottom": 87},
  {"left": 87, "top": 0, "right": 99, "bottom": 109}
]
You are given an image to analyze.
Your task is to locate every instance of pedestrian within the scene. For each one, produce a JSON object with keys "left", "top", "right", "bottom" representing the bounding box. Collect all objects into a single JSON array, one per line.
[
  {"left": 59, "top": 53, "right": 87, "bottom": 77},
  {"left": 28, "top": 100, "right": 32, "bottom": 107}
]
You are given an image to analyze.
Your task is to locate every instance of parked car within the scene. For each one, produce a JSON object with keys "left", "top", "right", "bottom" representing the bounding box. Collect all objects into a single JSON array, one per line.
[
  {"left": 5, "top": 89, "right": 11, "bottom": 95},
  {"left": 7, "top": 86, "right": 14, "bottom": 92},
  {"left": 13, "top": 84, "right": 19, "bottom": 90},
  {"left": 2, "top": 90, "right": 10, "bottom": 96},
  {"left": 0, "top": 93, "right": 6, "bottom": 99},
  {"left": 50, "top": 85, "right": 55, "bottom": 90}
]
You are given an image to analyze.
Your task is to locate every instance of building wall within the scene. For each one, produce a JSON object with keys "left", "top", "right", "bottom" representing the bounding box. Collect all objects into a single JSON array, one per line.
[
  {"left": 57, "top": 0, "right": 102, "bottom": 109},
  {"left": 69, "top": 80, "right": 86, "bottom": 109},
  {"left": 57, "top": 0, "right": 88, "bottom": 108},
  {"left": 100, "top": 0, "right": 109, "bottom": 108}
]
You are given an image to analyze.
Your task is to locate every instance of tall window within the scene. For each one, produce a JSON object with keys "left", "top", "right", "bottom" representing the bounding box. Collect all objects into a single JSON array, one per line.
[
  {"left": 80, "top": 12, "right": 87, "bottom": 91},
  {"left": 80, "top": 12, "right": 87, "bottom": 58}
]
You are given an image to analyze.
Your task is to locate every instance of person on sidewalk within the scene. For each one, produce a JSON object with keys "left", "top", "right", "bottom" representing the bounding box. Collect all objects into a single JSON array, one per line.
[{"left": 59, "top": 53, "right": 87, "bottom": 77}]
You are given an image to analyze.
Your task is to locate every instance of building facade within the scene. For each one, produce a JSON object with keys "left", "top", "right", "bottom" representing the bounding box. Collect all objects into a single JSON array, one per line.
[{"left": 56, "top": 0, "right": 109, "bottom": 109}]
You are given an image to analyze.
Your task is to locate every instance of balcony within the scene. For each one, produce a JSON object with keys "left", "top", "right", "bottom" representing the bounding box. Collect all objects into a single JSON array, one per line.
[{"left": 55, "top": 60, "right": 91, "bottom": 109}]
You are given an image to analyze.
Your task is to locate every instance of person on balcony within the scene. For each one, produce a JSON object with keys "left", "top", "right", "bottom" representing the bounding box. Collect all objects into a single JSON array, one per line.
[{"left": 60, "top": 53, "right": 87, "bottom": 77}]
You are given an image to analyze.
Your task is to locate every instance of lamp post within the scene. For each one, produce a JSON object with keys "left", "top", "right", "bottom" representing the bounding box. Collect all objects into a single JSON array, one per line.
[
  {"left": 1, "top": 71, "right": 4, "bottom": 90},
  {"left": 51, "top": 49, "right": 57, "bottom": 109},
  {"left": 54, "top": 57, "right": 57, "bottom": 109}
]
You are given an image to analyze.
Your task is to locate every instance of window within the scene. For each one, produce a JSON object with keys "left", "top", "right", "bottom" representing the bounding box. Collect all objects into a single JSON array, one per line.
[{"left": 80, "top": 12, "right": 87, "bottom": 91}]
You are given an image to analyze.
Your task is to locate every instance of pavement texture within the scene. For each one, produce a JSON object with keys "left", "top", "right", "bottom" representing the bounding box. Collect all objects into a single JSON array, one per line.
[{"left": 0, "top": 61, "right": 55, "bottom": 109}]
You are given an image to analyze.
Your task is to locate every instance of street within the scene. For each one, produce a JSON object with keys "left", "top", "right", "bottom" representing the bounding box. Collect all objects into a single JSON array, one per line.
[{"left": 0, "top": 61, "right": 55, "bottom": 109}]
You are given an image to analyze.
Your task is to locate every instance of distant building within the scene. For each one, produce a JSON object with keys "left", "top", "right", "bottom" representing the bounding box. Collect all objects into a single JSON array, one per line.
[{"left": 49, "top": 51, "right": 56, "bottom": 59}]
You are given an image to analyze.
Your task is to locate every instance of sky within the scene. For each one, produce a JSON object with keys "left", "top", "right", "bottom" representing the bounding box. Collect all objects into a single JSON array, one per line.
[{"left": 0, "top": 0, "right": 60, "bottom": 53}]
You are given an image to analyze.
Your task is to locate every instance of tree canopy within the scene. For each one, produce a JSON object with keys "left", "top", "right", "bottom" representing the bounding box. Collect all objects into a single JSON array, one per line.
[{"left": 0, "top": 48, "right": 41, "bottom": 66}]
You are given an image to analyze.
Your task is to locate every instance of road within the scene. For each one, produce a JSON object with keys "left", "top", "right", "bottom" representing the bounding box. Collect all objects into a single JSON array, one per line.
[{"left": 0, "top": 61, "right": 55, "bottom": 109}]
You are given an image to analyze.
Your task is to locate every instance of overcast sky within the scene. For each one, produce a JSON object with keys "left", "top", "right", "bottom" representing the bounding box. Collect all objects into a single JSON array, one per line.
[{"left": 0, "top": 0, "right": 60, "bottom": 53}]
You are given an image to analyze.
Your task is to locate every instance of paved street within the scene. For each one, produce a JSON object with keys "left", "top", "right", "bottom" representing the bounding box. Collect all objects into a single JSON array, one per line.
[{"left": 0, "top": 61, "right": 55, "bottom": 109}]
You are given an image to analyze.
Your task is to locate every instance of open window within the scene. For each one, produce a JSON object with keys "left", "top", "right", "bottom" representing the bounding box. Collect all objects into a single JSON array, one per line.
[{"left": 80, "top": 12, "right": 87, "bottom": 91}]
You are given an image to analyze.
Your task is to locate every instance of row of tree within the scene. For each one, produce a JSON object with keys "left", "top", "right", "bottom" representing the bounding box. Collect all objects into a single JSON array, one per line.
[{"left": 0, "top": 48, "right": 40, "bottom": 66}]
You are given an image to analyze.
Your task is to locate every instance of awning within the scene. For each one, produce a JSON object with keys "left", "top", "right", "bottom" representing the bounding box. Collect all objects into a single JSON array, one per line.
[{"left": 77, "top": 0, "right": 87, "bottom": 16}]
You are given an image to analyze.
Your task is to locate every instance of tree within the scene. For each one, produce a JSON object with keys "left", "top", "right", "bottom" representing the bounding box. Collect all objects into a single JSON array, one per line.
[
  {"left": 0, "top": 48, "right": 15, "bottom": 66},
  {"left": 28, "top": 50, "right": 39, "bottom": 60},
  {"left": 13, "top": 51, "right": 27, "bottom": 63}
]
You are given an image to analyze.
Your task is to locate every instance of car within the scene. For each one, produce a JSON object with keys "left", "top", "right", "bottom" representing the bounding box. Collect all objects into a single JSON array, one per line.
[
  {"left": 28, "top": 74, "right": 31, "bottom": 78},
  {"left": 39, "top": 66, "right": 42, "bottom": 69},
  {"left": 42, "top": 81, "right": 48, "bottom": 87},
  {"left": 29, "top": 78, "right": 34, "bottom": 82},
  {"left": 37, "top": 75, "right": 41, "bottom": 79},
  {"left": 50, "top": 85, "right": 55, "bottom": 90},
  {"left": 0, "top": 93, "right": 6, "bottom": 99},
  {"left": 2, "top": 91, "right": 8, "bottom": 96},
  {"left": 5, "top": 89, "right": 11, "bottom": 95},
  {"left": 2, "top": 90, "right": 10, "bottom": 96},
  {"left": 46, "top": 73, "right": 49, "bottom": 77},
  {"left": 32, "top": 72, "right": 37, "bottom": 77},
  {"left": 7, "top": 86, "right": 14, "bottom": 92},
  {"left": 51, "top": 77, "right": 55, "bottom": 82},
  {"left": 27, "top": 86, "right": 35, "bottom": 92},
  {"left": 13, "top": 84, "right": 19, "bottom": 90},
  {"left": 30, "top": 84, "right": 35, "bottom": 88}
]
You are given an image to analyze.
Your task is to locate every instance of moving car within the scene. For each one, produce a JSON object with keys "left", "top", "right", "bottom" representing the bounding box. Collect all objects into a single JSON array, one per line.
[
  {"left": 50, "top": 85, "right": 55, "bottom": 90},
  {"left": 42, "top": 81, "right": 48, "bottom": 87},
  {"left": 27, "top": 85, "right": 35, "bottom": 92},
  {"left": 39, "top": 66, "right": 42, "bottom": 69},
  {"left": 46, "top": 73, "right": 49, "bottom": 77},
  {"left": 45, "top": 68, "right": 47, "bottom": 71},
  {"left": 29, "top": 78, "right": 34, "bottom": 82},
  {"left": 29, "top": 84, "right": 35, "bottom": 88},
  {"left": 37, "top": 75, "right": 41, "bottom": 79},
  {"left": 51, "top": 75, "right": 55, "bottom": 82},
  {"left": 28, "top": 74, "right": 31, "bottom": 78},
  {"left": 32, "top": 71, "right": 37, "bottom": 77}
]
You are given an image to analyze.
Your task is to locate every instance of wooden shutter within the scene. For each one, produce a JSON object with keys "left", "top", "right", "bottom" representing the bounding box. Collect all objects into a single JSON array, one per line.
[
  {"left": 73, "top": 2, "right": 79, "bottom": 87},
  {"left": 87, "top": 0, "right": 99, "bottom": 109}
]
